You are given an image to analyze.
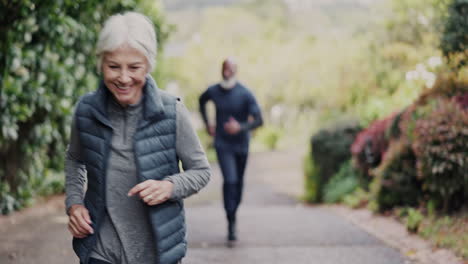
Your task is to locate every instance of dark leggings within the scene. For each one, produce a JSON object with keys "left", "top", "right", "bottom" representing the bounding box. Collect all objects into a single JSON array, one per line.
[{"left": 216, "top": 148, "right": 248, "bottom": 221}]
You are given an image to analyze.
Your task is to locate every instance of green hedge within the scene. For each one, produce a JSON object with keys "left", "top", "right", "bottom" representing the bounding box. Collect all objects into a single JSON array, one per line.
[
  {"left": 0, "top": 0, "right": 171, "bottom": 214},
  {"left": 413, "top": 98, "right": 468, "bottom": 212},
  {"left": 304, "top": 120, "right": 361, "bottom": 203},
  {"left": 441, "top": 0, "right": 468, "bottom": 68},
  {"left": 323, "top": 160, "right": 362, "bottom": 204},
  {"left": 369, "top": 139, "right": 422, "bottom": 212},
  {"left": 303, "top": 152, "right": 319, "bottom": 203}
]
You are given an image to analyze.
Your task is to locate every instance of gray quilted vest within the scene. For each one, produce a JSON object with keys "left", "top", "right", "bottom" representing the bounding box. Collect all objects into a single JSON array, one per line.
[{"left": 73, "top": 77, "right": 186, "bottom": 264}]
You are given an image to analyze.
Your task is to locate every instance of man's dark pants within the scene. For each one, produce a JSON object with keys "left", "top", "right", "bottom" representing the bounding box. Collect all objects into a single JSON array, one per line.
[{"left": 216, "top": 148, "right": 248, "bottom": 222}]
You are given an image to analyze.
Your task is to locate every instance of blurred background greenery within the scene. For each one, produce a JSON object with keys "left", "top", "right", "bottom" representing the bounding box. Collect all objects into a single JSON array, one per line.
[{"left": 160, "top": 0, "right": 453, "bottom": 148}]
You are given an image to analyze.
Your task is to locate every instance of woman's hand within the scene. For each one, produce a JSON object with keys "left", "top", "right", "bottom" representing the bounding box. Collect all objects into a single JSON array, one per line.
[
  {"left": 68, "top": 204, "right": 94, "bottom": 238},
  {"left": 128, "top": 180, "right": 174, "bottom": 206}
]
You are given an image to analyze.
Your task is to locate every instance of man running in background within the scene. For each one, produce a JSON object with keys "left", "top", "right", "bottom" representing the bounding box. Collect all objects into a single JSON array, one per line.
[{"left": 199, "top": 58, "right": 263, "bottom": 245}]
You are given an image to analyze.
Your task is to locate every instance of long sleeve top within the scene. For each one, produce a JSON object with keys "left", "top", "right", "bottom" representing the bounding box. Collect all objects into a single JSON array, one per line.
[{"left": 199, "top": 82, "right": 263, "bottom": 153}]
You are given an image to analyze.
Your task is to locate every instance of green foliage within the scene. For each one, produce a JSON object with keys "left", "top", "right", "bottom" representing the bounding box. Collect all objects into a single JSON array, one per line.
[
  {"left": 416, "top": 73, "right": 468, "bottom": 106},
  {"left": 347, "top": 0, "right": 450, "bottom": 125},
  {"left": 441, "top": 0, "right": 468, "bottom": 67},
  {"left": 342, "top": 188, "right": 370, "bottom": 208},
  {"left": 370, "top": 139, "right": 423, "bottom": 212},
  {"left": 0, "top": 0, "right": 170, "bottom": 214},
  {"left": 405, "top": 208, "right": 424, "bottom": 233},
  {"left": 382, "top": 0, "right": 450, "bottom": 46},
  {"left": 419, "top": 212, "right": 468, "bottom": 260},
  {"left": 366, "top": 71, "right": 468, "bottom": 213},
  {"left": 412, "top": 98, "right": 468, "bottom": 212},
  {"left": 255, "top": 126, "right": 282, "bottom": 150},
  {"left": 163, "top": 0, "right": 389, "bottom": 146},
  {"left": 303, "top": 152, "right": 319, "bottom": 203},
  {"left": 163, "top": 0, "right": 452, "bottom": 151},
  {"left": 323, "top": 161, "right": 362, "bottom": 203},
  {"left": 196, "top": 129, "right": 217, "bottom": 163},
  {"left": 307, "top": 119, "right": 361, "bottom": 202}
]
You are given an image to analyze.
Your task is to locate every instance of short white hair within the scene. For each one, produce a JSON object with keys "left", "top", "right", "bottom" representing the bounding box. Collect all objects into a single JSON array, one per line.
[{"left": 96, "top": 12, "right": 157, "bottom": 73}]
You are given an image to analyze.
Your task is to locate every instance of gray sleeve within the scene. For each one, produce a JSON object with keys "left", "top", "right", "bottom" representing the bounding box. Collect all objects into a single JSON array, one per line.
[
  {"left": 64, "top": 110, "right": 88, "bottom": 214},
  {"left": 164, "top": 101, "right": 211, "bottom": 200}
]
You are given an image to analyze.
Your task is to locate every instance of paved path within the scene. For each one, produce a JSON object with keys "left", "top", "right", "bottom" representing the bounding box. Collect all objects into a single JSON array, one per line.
[
  {"left": 0, "top": 150, "right": 410, "bottom": 264},
  {"left": 184, "top": 150, "right": 409, "bottom": 264}
]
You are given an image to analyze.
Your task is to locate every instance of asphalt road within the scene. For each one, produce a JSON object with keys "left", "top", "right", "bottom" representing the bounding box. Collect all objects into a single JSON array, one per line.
[{"left": 0, "top": 150, "right": 410, "bottom": 264}]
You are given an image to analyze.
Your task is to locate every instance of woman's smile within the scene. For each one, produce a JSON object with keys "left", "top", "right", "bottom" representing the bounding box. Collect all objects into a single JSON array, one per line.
[{"left": 102, "top": 44, "right": 148, "bottom": 106}]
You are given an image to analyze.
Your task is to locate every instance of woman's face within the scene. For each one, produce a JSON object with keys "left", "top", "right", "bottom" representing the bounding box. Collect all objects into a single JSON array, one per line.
[{"left": 102, "top": 44, "right": 149, "bottom": 106}]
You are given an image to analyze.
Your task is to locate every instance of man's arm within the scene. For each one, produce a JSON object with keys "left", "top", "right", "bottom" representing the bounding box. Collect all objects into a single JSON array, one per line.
[
  {"left": 240, "top": 92, "right": 263, "bottom": 132},
  {"left": 198, "top": 89, "right": 210, "bottom": 127},
  {"left": 198, "top": 88, "right": 215, "bottom": 136}
]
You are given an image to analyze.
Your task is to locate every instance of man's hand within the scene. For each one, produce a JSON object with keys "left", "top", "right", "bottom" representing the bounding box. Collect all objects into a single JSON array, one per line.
[
  {"left": 207, "top": 125, "right": 216, "bottom": 137},
  {"left": 224, "top": 117, "right": 241, "bottom": 135},
  {"left": 128, "top": 180, "right": 174, "bottom": 206},
  {"left": 68, "top": 204, "right": 94, "bottom": 238}
]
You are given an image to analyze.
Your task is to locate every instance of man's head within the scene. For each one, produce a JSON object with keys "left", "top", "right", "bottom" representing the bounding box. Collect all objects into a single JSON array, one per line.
[
  {"left": 220, "top": 58, "right": 238, "bottom": 89},
  {"left": 222, "top": 58, "right": 237, "bottom": 81}
]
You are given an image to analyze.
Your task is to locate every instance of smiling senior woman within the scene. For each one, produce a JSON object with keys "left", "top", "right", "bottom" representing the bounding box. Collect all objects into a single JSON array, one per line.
[{"left": 65, "top": 12, "right": 211, "bottom": 264}]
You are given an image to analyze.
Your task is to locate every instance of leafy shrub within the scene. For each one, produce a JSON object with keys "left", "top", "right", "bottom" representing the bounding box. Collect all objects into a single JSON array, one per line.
[
  {"left": 323, "top": 160, "right": 362, "bottom": 203},
  {"left": 351, "top": 113, "right": 397, "bottom": 175},
  {"left": 0, "top": 0, "right": 170, "bottom": 214},
  {"left": 368, "top": 74, "right": 468, "bottom": 213},
  {"left": 397, "top": 74, "right": 465, "bottom": 142},
  {"left": 412, "top": 98, "right": 468, "bottom": 212},
  {"left": 309, "top": 120, "right": 361, "bottom": 202},
  {"left": 414, "top": 73, "right": 468, "bottom": 107},
  {"left": 398, "top": 101, "right": 436, "bottom": 143},
  {"left": 454, "top": 92, "right": 468, "bottom": 109},
  {"left": 419, "top": 213, "right": 468, "bottom": 260},
  {"left": 386, "top": 109, "right": 406, "bottom": 139},
  {"left": 342, "top": 188, "right": 370, "bottom": 209},
  {"left": 405, "top": 208, "right": 424, "bottom": 233},
  {"left": 256, "top": 126, "right": 282, "bottom": 150},
  {"left": 440, "top": 0, "right": 468, "bottom": 68},
  {"left": 303, "top": 152, "right": 319, "bottom": 203},
  {"left": 369, "top": 139, "right": 423, "bottom": 212}
]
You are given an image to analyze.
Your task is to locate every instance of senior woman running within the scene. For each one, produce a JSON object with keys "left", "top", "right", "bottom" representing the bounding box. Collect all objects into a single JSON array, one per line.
[{"left": 65, "top": 12, "right": 211, "bottom": 264}]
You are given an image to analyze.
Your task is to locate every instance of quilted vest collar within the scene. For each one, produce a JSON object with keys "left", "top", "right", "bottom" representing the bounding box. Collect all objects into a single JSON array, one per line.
[{"left": 88, "top": 75, "right": 166, "bottom": 128}]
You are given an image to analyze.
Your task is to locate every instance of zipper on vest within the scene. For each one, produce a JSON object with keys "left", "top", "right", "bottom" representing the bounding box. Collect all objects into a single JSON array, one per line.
[{"left": 123, "top": 110, "right": 128, "bottom": 145}]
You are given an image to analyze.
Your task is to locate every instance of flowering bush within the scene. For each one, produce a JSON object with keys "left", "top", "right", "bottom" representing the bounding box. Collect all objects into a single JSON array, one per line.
[
  {"left": 454, "top": 92, "right": 468, "bottom": 109},
  {"left": 412, "top": 98, "right": 468, "bottom": 212},
  {"left": 351, "top": 113, "right": 398, "bottom": 175}
]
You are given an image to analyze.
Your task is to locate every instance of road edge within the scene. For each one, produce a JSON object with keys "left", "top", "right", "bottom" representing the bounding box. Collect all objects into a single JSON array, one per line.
[{"left": 325, "top": 204, "right": 464, "bottom": 264}]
